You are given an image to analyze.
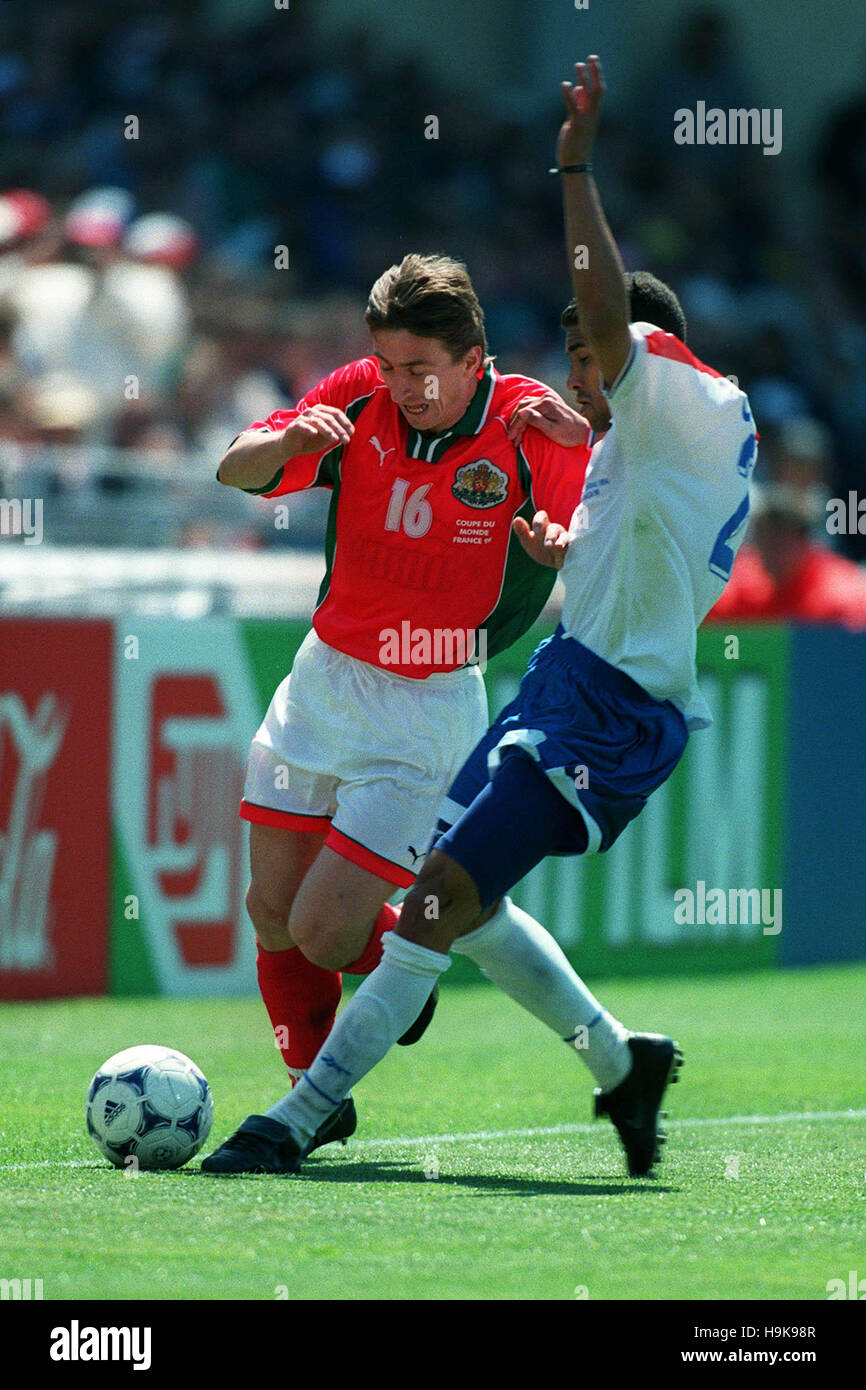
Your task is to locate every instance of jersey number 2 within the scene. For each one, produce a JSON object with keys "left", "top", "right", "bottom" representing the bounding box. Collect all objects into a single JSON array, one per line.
[{"left": 709, "top": 426, "right": 757, "bottom": 580}]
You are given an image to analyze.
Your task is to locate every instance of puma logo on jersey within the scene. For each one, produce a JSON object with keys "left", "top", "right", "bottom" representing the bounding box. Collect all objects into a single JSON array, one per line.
[{"left": 371, "top": 436, "right": 395, "bottom": 466}]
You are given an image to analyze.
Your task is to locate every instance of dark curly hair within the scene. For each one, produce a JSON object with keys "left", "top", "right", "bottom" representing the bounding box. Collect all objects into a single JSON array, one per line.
[{"left": 561, "top": 270, "right": 687, "bottom": 342}]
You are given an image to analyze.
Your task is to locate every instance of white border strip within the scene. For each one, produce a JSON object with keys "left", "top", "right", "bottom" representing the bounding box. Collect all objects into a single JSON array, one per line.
[{"left": 351, "top": 1107, "right": 866, "bottom": 1151}]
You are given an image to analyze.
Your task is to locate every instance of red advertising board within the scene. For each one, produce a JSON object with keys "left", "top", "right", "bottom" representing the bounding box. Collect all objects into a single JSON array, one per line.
[{"left": 0, "top": 619, "right": 112, "bottom": 997}]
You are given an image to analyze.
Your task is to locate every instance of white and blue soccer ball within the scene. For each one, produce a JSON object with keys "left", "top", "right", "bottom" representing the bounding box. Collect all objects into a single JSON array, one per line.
[{"left": 86, "top": 1044, "right": 213, "bottom": 1170}]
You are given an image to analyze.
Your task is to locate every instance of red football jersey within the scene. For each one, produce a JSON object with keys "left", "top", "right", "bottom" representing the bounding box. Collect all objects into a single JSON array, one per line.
[{"left": 243, "top": 357, "right": 589, "bottom": 677}]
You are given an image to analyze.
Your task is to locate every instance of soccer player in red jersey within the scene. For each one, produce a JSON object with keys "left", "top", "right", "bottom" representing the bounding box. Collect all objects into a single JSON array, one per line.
[{"left": 206, "top": 254, "right": 591, "bottom": 1158}]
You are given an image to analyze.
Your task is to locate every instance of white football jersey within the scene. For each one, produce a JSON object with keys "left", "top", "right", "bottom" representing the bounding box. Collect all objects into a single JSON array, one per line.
[{"left": 559, "top": 322, "right": 757, "bottom": 730}]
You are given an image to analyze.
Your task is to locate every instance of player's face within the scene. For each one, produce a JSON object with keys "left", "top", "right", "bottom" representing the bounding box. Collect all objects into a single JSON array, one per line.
[
  {"left": 566, "top": 333, "right": 611, "bottom": 434},
  {"left": 370, "top": 329, "right": 484, "bottom": 433}
]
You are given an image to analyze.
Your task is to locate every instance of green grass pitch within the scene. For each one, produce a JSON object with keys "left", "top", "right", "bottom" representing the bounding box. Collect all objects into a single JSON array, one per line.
[{"left": 1, "top": 963, "right": 863, "bottom": 1301}]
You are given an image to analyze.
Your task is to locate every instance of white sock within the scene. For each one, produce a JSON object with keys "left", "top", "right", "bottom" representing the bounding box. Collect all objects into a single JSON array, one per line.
[
  {"left": 267, "top": 931, "right": 450, "bottom": 1144},
  {"left": 452, "top": 897, "right": 631, "bottom": 1092}
]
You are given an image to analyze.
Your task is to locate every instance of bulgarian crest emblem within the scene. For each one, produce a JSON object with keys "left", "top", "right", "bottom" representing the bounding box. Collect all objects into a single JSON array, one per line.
[{"left": 452, "top": 459, "right": 509, "bottom": 509}]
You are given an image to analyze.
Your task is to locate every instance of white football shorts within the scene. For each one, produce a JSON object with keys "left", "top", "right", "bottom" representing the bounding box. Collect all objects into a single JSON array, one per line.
[{"left": 240, "top": 629, "right": 488, "bottom": 885}]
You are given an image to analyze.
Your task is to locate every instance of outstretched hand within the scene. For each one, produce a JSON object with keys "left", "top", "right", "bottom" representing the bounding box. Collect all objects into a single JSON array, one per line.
[
  {"left": 557, "top": 54, "right": 606, "bottom": 168},
  {"left": 512, "top": 510, "right": 571, "bottom": 570}
]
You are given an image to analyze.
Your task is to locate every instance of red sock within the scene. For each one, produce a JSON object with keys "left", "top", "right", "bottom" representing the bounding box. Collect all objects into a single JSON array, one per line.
[
  {"left": 256, "top": 945, "right": 342, "bottom": 1083},
  {"left": 343, "top": 902, "right": 399, "bottom": 975}
]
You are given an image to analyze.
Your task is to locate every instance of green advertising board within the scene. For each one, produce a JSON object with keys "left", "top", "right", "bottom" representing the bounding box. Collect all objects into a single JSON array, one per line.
[
  {"left": 110, "top": 617, "right": 790, "bottom": 993},
  {"left": 489, "top": 625, "right": 788, "bottom": 978}
]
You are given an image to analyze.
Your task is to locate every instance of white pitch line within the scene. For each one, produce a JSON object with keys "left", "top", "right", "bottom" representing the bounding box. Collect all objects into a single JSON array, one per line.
[
  {"left": 350, "top": 1107, "right": 866, "bottom": 1152},
  {"left": 1, "top": 1108, "right": 864, "bottom": 1172}
]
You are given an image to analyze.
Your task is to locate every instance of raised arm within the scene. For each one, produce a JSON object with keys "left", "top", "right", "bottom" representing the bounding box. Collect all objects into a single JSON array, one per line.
[{"left": 556, "top": 56, "right": 631, "bottom": 389}]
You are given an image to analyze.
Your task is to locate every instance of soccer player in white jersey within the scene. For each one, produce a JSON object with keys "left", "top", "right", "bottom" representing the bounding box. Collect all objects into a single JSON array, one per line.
[{"left": 207, "top": 56, "right": 757, "bottom": 1179}]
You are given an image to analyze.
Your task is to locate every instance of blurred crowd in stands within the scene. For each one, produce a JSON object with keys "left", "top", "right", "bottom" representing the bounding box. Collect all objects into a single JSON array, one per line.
[{"left": 0, "top": 0, "right": 865, "bottom": 624}]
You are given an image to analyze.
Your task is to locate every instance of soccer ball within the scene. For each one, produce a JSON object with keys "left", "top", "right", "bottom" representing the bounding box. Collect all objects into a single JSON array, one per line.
[{"left": 86, "top": 1044, "right": 213, "bottom": 1170}]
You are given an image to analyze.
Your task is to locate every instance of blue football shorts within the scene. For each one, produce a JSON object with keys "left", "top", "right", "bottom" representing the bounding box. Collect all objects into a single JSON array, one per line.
[{"left": 433, "top": 625, "right": 689, "bottom": 909}]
